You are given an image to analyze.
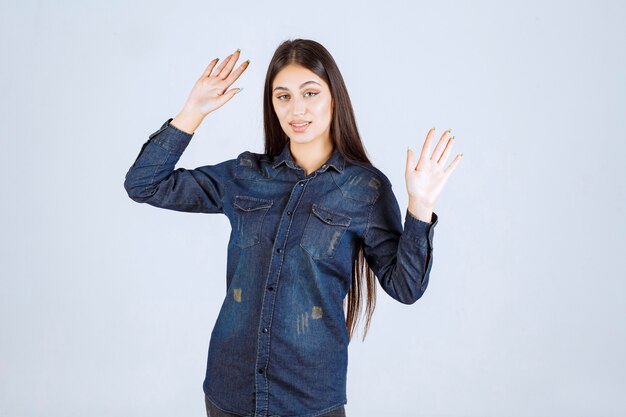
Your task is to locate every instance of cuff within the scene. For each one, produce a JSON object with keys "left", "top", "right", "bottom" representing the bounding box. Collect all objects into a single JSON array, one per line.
[
  {"left": 148, "top": 118, "right": 194, "bottom": 155},
  {"left": 403, "top": 209, "right": 439, "bottom": 248}
]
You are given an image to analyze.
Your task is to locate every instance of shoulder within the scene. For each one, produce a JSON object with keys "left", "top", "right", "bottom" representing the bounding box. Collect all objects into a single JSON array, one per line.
[
  {"left": 233, "top": 150, "right": 273, "bottom": 179},
  {"left": 346, "top": 160, "right": 393, "bottom": 187},
  {"left": 335, "top": 160, "right": 392, "bottom": 205}
]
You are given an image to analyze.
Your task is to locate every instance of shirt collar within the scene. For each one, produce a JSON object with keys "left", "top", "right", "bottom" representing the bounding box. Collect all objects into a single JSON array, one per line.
[{"left": 272, "top": 141, "right": 345, "bottom": 173}]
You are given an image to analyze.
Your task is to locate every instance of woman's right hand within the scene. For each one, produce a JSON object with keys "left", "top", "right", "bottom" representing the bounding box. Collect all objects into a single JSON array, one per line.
[
  {"left": 182, "top": 48, "right": 250, "bottom": 117},
  {"left": 170, "top": 48, "right": 250, "bottom": 134}
]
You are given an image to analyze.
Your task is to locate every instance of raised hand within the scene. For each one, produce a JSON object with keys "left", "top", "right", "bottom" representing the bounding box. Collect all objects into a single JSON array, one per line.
[
  {"left": 182, "top": 48, "right": 250, "bottom": 117},
  {"left": 171, "top": 48, "right": 250, "bottom": 134},
  {"left": 405, "top": 128, "right": 463, "bottom": 222}
]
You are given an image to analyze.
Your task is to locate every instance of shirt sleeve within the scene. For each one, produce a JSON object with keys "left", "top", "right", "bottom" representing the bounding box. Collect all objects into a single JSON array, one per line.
[
  {"left": 361, "top": 183, "right": 439, "bottom": 304},
  {"left": 123, "top": 118, "right": 235, "bottom": 214}
]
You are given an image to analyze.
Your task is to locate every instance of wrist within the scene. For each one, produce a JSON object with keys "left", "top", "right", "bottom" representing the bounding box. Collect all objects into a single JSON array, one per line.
[
  {"left": 407, "top": 198, "right": 434, "bottom": 223},
  {"left": 171, "top": 107, "right": 205, "bottom": 134}
]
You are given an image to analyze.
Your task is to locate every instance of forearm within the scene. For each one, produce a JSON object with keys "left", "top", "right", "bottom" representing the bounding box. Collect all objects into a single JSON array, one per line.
[
  {"left": 124, "top": 119, "right": 193, "bottom": 202},
  {"left": 363, "top": 185, "right": 439, "bottom": 305}
]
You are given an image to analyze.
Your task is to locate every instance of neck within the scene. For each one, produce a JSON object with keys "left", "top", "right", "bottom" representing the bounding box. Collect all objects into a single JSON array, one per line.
[{"left": 290, "top": 138, "right": 334, "bottom": 176}]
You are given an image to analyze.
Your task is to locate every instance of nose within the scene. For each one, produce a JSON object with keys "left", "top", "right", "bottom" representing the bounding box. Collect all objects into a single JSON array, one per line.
[{"left": 291, "top": 95, "right": 306, "bottom": 116}]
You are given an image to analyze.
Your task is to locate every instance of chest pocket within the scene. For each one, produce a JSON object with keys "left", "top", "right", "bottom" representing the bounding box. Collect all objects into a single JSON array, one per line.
[
  {"left": 233, "top": 195, "right": 273, "bottom": 248},
  {"left": 300, "top": 204, "right": 352, "bottom": 260}
]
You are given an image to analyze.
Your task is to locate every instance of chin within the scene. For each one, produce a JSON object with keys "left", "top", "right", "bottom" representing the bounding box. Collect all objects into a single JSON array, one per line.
[{"left": 289, "top": 135, "right": 316, "bottom": 144}]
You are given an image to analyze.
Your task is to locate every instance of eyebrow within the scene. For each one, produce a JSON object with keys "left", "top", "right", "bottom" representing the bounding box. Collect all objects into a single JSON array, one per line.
[{"left": 272, "top": 81, "right": 321, "bottom": 92}]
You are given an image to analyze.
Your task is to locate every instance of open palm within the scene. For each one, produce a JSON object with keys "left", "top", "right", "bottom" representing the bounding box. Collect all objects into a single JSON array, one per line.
[
  {"left": 405, "top": 128, "right": 462, "bottom": 209},
  {"left": 183, "top": 48, "right": 250, "bottom": 117}
]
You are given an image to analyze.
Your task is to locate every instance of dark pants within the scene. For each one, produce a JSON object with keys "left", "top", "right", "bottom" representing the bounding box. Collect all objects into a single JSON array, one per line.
[{"left": 205, "top": 394, "right": 346, "bottom": 417}]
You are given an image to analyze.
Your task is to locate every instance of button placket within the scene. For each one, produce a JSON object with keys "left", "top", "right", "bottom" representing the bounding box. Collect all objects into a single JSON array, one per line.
[{"left": 254, "top": 178, "right": 308, "bottom": 416}]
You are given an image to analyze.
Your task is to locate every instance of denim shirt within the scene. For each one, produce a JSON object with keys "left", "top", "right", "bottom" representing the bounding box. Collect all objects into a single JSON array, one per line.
[{"left": 124, "top": 118, "right": 439, "bottom": 417}]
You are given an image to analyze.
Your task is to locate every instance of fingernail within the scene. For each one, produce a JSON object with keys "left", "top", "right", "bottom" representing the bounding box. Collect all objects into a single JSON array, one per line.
[
  {"left": 446, "top": 128, "right": 452, "bottom": 133},
  {"left": 246, "top": 59, "right": 251, "bottom": 64},
  {"left": 431, "top": 127, "right": 436, "bottom": 131},
  {"left": 460, "top": 152, "right": 463, "bottom": 157},
  {"left": 236, "top": 48, "right": 241, "bottom": 52},
  {"left": 236, "top": 88, "right": 244, "bottom": 94},
  {"left": 452, "top": 135, "right": 455, "bottom": 140}
]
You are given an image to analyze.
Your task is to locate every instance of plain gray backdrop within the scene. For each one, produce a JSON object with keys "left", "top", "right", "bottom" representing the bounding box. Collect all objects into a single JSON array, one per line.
[{"left": 1, "top": 1, "right": 624, "bottom": 416}]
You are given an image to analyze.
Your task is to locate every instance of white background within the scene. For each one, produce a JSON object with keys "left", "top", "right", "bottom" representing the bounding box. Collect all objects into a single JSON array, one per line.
[{"left": 1, "top": 1, "right": 624, "bottom": 416}]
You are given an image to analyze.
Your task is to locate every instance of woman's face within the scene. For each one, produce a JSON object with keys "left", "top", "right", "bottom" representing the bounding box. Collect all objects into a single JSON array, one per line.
[{"left": 271, "top": 64, "right": 334, "bottom": 147}]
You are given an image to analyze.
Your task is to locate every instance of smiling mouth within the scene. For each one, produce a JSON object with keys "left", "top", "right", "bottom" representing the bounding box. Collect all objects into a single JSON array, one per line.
[{"left": 290, "top": 121, "right": 311, "bottom": 132}]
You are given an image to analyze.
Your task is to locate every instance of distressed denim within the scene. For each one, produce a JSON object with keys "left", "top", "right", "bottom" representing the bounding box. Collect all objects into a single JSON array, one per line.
[{"left": 124, "top": 118, "right": 439, "bottom": 417}]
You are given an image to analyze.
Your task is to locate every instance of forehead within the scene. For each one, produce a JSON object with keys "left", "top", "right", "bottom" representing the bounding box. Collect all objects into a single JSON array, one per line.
[{"left": 272, "top": 64, "right": 327, "bottom": 89}]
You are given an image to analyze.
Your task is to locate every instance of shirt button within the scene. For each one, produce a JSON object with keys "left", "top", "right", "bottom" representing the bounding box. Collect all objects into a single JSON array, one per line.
[
  {"left": 258, "top": 368, "right": 264, "bottom": 374},
  {"left": 299, "top": 182, "right": 304, "bottom": 186},
  {"left": 268, "top": 286, "right": 274, "bottom": 291},
  {"left": 287, "top": 210, "right": 292, "bottom": 215},
  {"left": 322, "top": 164, "right": 327, "bottom": 168},
  {"left": 263, "top": 328, "right": 268, "bottom": 333},
  {"left": 276, "top": 248, "right": 282, "bottom": 253}
]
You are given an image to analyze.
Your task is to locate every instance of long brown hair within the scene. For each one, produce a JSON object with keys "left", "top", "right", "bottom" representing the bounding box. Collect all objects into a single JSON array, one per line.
[{"left": 262, "top": 38, "right": 378, "bottom": 342}]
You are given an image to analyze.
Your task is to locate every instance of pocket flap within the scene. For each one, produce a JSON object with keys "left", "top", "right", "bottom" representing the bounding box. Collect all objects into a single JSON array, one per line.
[
  {"left": 234, "top": 195, "right": 273, "bottom": 211},
  {"left": 311, "top": 204, "right": 351, "bottom": 227}
]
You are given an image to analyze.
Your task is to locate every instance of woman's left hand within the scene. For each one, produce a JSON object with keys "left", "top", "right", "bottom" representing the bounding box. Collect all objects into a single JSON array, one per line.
[{"left": 405, "top": 127, "right": 462, "bottom": 222}]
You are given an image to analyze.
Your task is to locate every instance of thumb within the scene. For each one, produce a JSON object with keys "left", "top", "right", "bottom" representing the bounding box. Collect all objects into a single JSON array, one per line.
[
  {"left": 405, "top": 146, "right": 416, "bottom": 173},
  {"left": 217, "top": 87, "right": 243, "bottom": 105}
]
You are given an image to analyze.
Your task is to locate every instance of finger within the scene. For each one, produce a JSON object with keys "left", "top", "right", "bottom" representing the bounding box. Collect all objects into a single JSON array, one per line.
[
  {"left": 405, "top": 146, "right": 417, "bottom": 173},
  {"left": 431, "top": 129, "right": 453, "bottom": 162},
  {"left": 200, "top": 57, "right": 220, "bottom": 79},
  {"left": 443, "top": 153, "right": 463, "bottom": 176},
  {"left": 415, "top": 127, "right": 435, "bottom": 170},
  {"left": 219, "top": 48, "right": 242, "bottom": 80},
  {"left": 438, "top": 135, "right": 455, "bottom": 166},
  {"left": 224, "top": 59, "right": 251, "bottom": 86},
  {"left": 213, "top": 53, "right": 233, "bottom": 78},
  {"left": 216, "top": 87, "right": 243, "bottom": 105}
]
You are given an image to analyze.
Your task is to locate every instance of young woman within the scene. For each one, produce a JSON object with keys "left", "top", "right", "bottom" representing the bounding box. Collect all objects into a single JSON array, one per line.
[{"left": 124, "top": 39, "right": 462, "bottom": 417}]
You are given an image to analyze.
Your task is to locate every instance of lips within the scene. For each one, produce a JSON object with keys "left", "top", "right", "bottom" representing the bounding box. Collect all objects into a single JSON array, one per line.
[{"left": 290, "top": 121, "right": 311, "bottom": 132}]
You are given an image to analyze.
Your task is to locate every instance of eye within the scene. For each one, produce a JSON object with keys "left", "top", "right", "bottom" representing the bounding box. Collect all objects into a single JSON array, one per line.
[{"left": 275, "top": 91, "right": 319, "bottom": 100}]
